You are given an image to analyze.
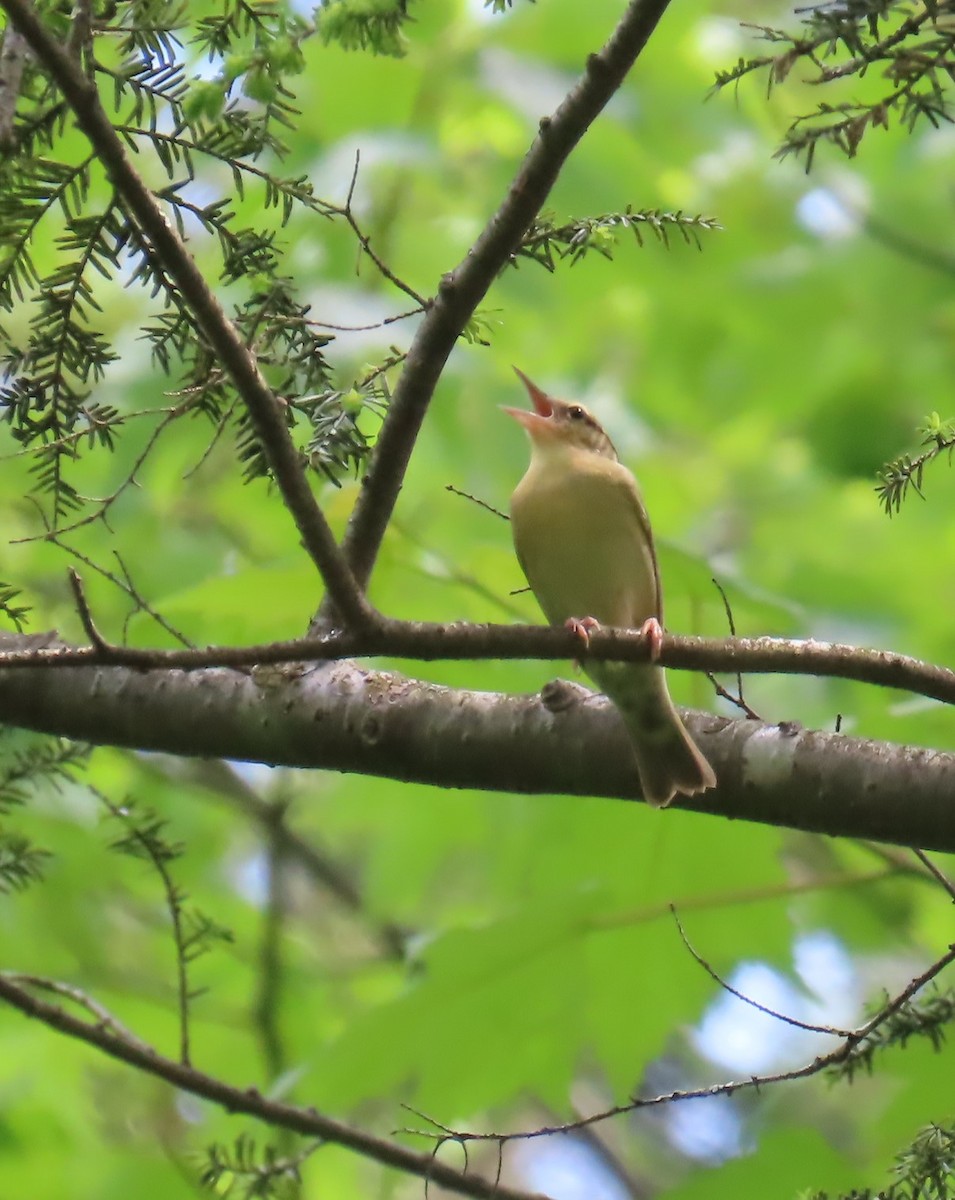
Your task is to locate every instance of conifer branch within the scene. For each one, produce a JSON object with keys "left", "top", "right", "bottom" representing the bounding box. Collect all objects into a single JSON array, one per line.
[
  {"left": 0, "top": 0, "right": 376, "bottom": 629},
  {"left": 876, "top": 413, "right": 955, "bottom": 514}
]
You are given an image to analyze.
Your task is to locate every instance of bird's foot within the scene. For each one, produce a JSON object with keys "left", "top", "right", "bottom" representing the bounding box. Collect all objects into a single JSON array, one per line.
[
  {"left": 638, "top": 616, "right": 664, "bottom": 662},
  {"left": 565, "top": 616, "right": 601, "bottom": 649}
]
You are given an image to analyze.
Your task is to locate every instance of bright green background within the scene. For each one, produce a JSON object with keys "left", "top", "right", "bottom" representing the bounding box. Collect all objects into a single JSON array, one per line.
[{"left": 1, "top": 1, "right": 954, "bottom": 1197}]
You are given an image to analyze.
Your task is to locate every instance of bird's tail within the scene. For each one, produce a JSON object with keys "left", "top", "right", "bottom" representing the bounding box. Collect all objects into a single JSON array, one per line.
[{"left": 587, "top": 661, "right": 716, "bottom": 808}]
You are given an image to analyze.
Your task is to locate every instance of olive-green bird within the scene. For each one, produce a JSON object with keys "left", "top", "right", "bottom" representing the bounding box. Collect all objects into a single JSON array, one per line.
[{"left": 504, "top": 369, "right": 715, "bottom": 808}]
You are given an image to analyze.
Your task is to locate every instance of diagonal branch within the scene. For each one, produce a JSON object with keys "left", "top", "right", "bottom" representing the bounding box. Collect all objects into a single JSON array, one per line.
[
  {"left": 0, "top": 0, "right": 375, "bottom": 632},
  {"left": 334, "top": 0, "right": 674, "bottom": 601},
  {"left": 0, "top": 973, "right": 546, "bottom": 1200}
]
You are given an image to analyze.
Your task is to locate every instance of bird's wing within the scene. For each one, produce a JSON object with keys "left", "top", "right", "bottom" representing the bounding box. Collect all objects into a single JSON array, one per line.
[{"left": 608, "top": 465, "right": 663, "bottom": 627}]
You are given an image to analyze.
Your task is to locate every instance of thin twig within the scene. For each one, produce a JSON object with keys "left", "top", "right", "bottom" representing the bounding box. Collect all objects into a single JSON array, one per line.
[
  {"left": 706, "top": 673, "right": 761, "bottom": 719},
  {"left": 112, "top": 552, "right": 194, "bottom": 648},
  {"left": 67, "top": 568, "right": 109, "bottom": 651},
  {"left": 709, "top": 577, "right": 760, "bottom": 718},
  {"left": 445, "top": 484, "right": 509, "bottom": 521},
  {"left": 98, "top": 793, "right": 194, "bottom": 1066},
  {"left": 670, "top": 904, "right": 854, "bottom": 1037},
  {"left": 309, "top": 306, "right": 424, "bottom": 332},
  {"left": 0, "top": 973, "right": 149, "bottom": 1046},
  {"left": 337, "top": 152, "right": 429, "bottom": 308},
  {"left": 912, "top": 849, "right": 955, "bottom": 902},
  {"left": 399, "top": 944, "right": 955, "bottom": 1147},
  {"left": 0, "top": 972, "right": 545, "bottom": 1200}
]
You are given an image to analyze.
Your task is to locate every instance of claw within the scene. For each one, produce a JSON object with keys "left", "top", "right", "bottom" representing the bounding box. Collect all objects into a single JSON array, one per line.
[
  {"left": 565, "top": 616, "right": 601, "bottom": 649},
  {"left": 639, "top": 616, "right": 664, "bottom": 662}
]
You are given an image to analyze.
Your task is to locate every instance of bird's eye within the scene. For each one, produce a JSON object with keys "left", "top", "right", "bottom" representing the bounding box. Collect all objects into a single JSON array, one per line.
[{"left": 567, "top": 406, "right": 585, "bottom": 421}]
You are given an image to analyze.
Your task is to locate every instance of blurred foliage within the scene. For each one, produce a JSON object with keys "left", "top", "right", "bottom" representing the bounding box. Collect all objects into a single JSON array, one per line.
[
  {"left": 714, "top": 0, "right": 955, "bottom": 170},
  {"left": 2, "top": 0, "right": 955, "bottom": 1198}
]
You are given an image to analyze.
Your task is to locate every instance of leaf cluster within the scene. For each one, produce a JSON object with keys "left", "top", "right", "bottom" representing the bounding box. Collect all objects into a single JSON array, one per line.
[
  {"left": 875, "top": 412, "right": 955, "bottom": 514},
  {"left": 514, "top": 206, "right": 721, "bottom": 272},
  {"left": 0, "top": 580, "right": 30, "bottom": 630},
  {"left": 315, "top": 0, "right": 414, "bottom": 58},
  {"left": 104, "top": 797, "right": 232, "bottom": 960},
  {"left": 833, "top": 986, "right": 954, "bottom": 1082},
  {"left": 0, "top": 732, "right": 87, "bottom": 892},
  {"left": 0, "top": 0, "right": 390, "bottom": 524},
  {"left": 808, "top": 1120, "right": 955, "bottom": 1200},
  {"left": 714, "top": 0, "right": 955, "bottom": 170},
  {"left": 201, "top": 1134, "right": 318, "bottom": 1200},
  {"left": 0, "top": 832, "right": 49, "bottom": 893},
  {"left": 0, "top": 732, "right": 89, "bottom": 812}
]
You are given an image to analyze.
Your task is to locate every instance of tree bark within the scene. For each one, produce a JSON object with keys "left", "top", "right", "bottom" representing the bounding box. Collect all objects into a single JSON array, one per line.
[{"left": 1, "top": 633, "right": 952, "bottom": 852}]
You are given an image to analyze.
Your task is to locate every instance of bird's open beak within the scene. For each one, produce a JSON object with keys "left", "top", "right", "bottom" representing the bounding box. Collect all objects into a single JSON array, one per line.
[{"left": 502, "top": 367, "right": 555, "bottom": 435}]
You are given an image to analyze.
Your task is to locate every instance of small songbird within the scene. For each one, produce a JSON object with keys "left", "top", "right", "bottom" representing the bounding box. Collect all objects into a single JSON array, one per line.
[{"left": 504, "top": 368, "right": 716, "bottom": 807}]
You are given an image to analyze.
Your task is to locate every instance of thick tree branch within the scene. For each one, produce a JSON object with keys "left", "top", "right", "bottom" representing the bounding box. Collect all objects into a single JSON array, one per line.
[
  {"left": 0, "top": 973, "right": 545, "bottom": 1200},
  {"left": 2, "top": 624, "right": 954, "bottom": 708},
  {"left": 335, "top": 0, "right": 674, "bottom": 597},
  {"left": 0, "top": 0, "right": 375, "bottom": 631},
  {"left": 2, "top": 643, "right": 955, "bottom": 852}
]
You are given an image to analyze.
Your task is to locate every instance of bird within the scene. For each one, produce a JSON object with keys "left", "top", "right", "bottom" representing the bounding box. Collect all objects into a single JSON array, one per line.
[{"left": 504, "top": 368, "right": 716, "bottom": 808}]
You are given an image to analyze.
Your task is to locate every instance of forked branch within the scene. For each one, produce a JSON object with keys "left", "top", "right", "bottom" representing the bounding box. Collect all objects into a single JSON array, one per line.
[{"left": 334, "top": 0, "right": 676, "bottom": 601}]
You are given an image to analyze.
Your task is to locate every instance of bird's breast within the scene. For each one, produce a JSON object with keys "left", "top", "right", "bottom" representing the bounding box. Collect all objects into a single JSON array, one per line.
[{"left": 510, "top": 454, "right": 659, "bottom": 629}]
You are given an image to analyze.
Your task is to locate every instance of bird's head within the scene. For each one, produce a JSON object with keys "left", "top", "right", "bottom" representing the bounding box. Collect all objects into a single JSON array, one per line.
[{"left": 503, "top": 368, "right": 618, "bottom": 462}]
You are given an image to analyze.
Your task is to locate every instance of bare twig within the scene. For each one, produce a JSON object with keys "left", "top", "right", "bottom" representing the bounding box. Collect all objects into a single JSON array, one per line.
[
  {"left": 67, "top": 568, "right": 109, "bottom": 652},
  {"left": 47, "top": 538, "right": 193, "bottom": 648},
  {"left": 112, "top": 552, "right": 194, "bottom": 648},
  {"left": 670, "top": 904, "right": 854, "bottom": 1037},
  {"left": 309, "top": 306, "right": 424, "bottom": 332},
  {"left": 707, "top": 673, "right": 761, "bottom": 718},
  {"left": 912, "top": 849, "right": 955, "bottom": 902},
  {"left": 399, "top": 944, "right": 955, "bottom": 1147},
  {"left": 445, "top": 485, "right": 509, "bottom": 521},
  {"left": 707, "top": 577, "right": 760, "bottom": 719},
  {"left": 0, "top": 972, "right": 148, "bottom": 1046},
  {"left": 335, "top": 152, "right": 429, "bottom": 308}
]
